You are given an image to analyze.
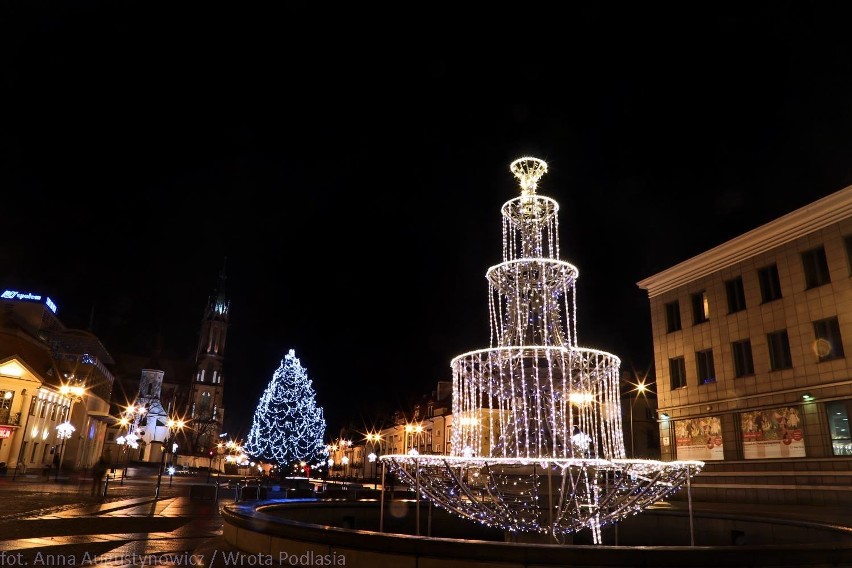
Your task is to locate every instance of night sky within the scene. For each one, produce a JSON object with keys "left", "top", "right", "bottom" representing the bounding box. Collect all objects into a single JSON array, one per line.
[{"left": 4, "top": 4, "right": 852, "bottom": 440}]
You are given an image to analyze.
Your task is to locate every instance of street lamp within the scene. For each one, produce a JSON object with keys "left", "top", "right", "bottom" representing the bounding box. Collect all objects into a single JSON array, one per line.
[
  {"left": 366, "top": 432, "right": 381, "bottom": 488},
  {"left": 54, "top": 421, "right": 75, "bottom": 481},
  {"left": 367, "top": 452, "right": 377, "bottom": 489},
  {"left": 341, "top": 455, "right": 349, "bottom": 489},
  {"left": 627, "top": 377, "right": 649, "bottom": 457},
  {"left": 405, "top": 424, "right": 423, "bottom": 454},
  {"left": 55, "top": 383, "right": 85, "bottom": 475},
  {"left": 155, "top": 418, "right": 184, "bottom": 499}
]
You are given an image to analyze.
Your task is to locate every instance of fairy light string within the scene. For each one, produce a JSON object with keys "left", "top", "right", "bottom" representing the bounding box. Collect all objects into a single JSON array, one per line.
[{"left": 381, "top": 157, "right": 703, "bottom": 542}]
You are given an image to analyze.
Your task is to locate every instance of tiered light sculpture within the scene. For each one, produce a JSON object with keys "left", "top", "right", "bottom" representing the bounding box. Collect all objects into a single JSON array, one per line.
[{"left": 381, "top": 157, "right": 704, "bottom": 543}]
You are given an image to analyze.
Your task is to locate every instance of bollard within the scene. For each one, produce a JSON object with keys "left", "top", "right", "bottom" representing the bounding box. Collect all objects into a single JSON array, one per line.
[{"left": 102, "top": 476, "right": 109, "bottom": 497}]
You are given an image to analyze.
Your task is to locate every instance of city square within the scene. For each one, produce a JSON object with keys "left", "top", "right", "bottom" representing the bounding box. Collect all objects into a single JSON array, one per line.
[{"left": 4, "top": 3, "right": 852, "bottom": 567}]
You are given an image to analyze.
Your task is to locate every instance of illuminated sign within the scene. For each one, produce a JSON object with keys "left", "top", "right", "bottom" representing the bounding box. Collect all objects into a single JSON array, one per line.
[
  {"left": 0, "top": 427, "right": 12, "bottom": 439},
  {"left": 1, "top": 290, "right": 58, "bottom": 314}
]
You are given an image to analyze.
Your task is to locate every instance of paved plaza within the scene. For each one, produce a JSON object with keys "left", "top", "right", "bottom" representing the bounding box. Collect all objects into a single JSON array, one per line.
[
  {"left": 0, "top": 470, "right": 236, "bottom": 567},
  {"left": 1, "top": 470, "right": 852, "bottom": 567}
]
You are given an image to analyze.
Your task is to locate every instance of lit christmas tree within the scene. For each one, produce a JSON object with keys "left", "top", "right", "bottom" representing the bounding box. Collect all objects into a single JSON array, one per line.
[{"left": 245, "top": 349, "right": 326, "bottom": 468}]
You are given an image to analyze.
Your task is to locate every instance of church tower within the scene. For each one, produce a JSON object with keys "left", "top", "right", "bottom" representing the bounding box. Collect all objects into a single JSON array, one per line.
[{"left": 188, "top": 259, "right": 228, "bottom": 455}]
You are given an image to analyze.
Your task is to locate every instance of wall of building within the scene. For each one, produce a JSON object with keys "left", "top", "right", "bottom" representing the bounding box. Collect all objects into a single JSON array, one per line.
[{"left": 639, "top": 185, "right": 852, "bottom": 504}]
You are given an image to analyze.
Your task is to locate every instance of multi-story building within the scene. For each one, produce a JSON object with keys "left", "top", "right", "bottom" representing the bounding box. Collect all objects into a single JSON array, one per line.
[
  {"left": 0, "top": 290, "right": 114, "bottom": 476},
  {"left": 638, "top": 184, "right": 852, "bottom": 505}
]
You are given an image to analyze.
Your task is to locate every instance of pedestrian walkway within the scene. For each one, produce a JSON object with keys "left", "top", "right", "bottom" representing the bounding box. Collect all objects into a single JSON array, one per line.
[{"left": 0, "top": 494, "right": 229, "bottom": 567}]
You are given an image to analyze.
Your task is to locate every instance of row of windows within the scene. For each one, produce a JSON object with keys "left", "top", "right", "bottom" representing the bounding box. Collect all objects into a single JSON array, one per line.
[
  {"left": 29, "top": 398, "right": 69, "bottom": 422},
  {"left": 669, "top": 316, "right": 845, "bottom": 389},
  {"left": 664, "top": 242, "right": 843, "bottom": 334}
]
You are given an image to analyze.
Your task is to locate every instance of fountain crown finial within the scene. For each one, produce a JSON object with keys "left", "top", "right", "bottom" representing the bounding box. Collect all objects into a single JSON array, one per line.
[{"left": 510, "top": 156, "right": 548, "bottom": 196}]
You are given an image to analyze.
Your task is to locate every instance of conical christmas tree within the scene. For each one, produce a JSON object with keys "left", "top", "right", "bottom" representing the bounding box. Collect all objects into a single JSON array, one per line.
[{"left": 245, "top": 349, "right": 326, "bottom": 468}]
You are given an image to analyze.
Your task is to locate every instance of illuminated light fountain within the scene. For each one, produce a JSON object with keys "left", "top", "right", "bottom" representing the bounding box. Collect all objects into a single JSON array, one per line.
[{"left": 381, "top": 157, "right": 704, "bottom": 543}]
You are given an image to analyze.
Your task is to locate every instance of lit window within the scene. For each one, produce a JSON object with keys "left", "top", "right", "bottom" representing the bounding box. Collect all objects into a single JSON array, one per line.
[{"left": 691, "top": 291, "right": 709, "bottom": 325}]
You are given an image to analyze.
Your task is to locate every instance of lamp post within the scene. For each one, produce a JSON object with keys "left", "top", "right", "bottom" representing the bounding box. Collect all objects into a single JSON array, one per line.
[
  {"left": 628, "top": 377, "right": 648, "bottom": 457},
  {"left": 405, "top": 424, "right": 423, "bottom": 454},
  {"left": 155, "top": 418, "right": 184, "bottom": 499},
  {"left": 116, "top": 436, "right": 126, "bottom": 483},
  {"left": 366, "top": 432, "right": 381, "bottom": 488},
  {"left": 367, "top": 452, "right": 377, "bottom": 489},
  {"left": 56, "top": 383, "right": 85, "bottom": 475},
  {"left": 341, "top": 455, "right": 349, "bottom": 490},
  {"left": 54, "top": 421, "right": 75, "bottom": 481}
]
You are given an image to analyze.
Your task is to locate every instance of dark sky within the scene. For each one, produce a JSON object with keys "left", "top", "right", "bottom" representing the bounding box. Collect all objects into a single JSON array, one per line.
[{"left": 4, "top": 3, "right": 852, "bottom": 439}]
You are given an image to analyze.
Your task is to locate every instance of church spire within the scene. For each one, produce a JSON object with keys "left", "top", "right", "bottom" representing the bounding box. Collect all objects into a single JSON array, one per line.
[{"left": 212, "top": 257, "right": 229, "bottom": 317}]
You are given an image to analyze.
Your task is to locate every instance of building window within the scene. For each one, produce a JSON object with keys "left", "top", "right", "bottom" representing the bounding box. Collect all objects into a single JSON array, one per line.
[
  {"left": 696, "top": 349, "right": 716, "bottom": 384},
  {"left": 845, "top": 235, "right": 852, "bottom": 275},
  {"left": 802, "top": 246, "right": 831, "bottom": 289},
  {"left": 813, "top": 316, "right": 845, "bottom": 362},
  {"left": 691, "top": 290, "right": 709, "bottom": 325},
  {"left": 757, "top": 264, "right": 782, "bottom": 303},
  {"left": 767, "top": 330, "right": 793, "bottom": 370},
  {"left": 669, "top": 356, "right": 687, "bottom": 389},
  {"left": 826, "top": 400, "right": 852, "bottom": 456},
  {"left": 665, "top": 300, "right": 682, "bottom": 333},
  {"left": 725, "top": 277, "right": 746, "bottom": 313},
  {"left": 731, "top": 339, "right": 754, "bottom": 377}
]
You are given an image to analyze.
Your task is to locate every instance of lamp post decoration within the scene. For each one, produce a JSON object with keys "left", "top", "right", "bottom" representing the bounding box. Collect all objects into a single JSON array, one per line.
[
  {"left": 53, "top": 382, "right": 85, "bottom": 479},
  {"left": 54, "top": 421, "right": 75, "bottom": 481}
]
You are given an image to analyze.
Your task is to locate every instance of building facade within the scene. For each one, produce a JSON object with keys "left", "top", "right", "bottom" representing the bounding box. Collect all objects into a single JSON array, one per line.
[
  {"left": 638, "top": 184, "right": 852, "bottom": 504},
  {"left": 0, "top": 291, "right": 114, "bottom": 476}
]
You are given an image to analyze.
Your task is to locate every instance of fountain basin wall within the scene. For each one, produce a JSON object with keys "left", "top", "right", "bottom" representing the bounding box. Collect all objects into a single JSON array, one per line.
[{"left": 221, "top": 499, "right": 852, "bottom": 567}]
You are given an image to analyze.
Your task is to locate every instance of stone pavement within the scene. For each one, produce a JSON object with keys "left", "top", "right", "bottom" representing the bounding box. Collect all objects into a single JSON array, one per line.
[
  {"left": 0, "top": 473, "right": 851, "bottom": 567},
  {"left": 0, "top": 495, "right": 230, "bottom": 567},
  {"left": 0, "top": 474, "right": 236, "bottom": 567}
]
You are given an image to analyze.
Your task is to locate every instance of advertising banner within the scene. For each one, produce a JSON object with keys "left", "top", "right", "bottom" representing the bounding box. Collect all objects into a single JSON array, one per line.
[
  {"left": 741, "top": 406, "right": 804, "bottom": 459},
  {"left": 674, "top": 416, "right": 724, "bottom": 461}
]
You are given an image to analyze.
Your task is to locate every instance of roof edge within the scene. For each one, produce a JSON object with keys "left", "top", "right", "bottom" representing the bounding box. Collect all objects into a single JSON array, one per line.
[{"left": 637, "top": 184, "right": 852, "bottom": 298}]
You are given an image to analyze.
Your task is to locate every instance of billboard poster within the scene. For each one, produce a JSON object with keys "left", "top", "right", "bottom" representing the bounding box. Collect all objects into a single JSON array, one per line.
[
  {"left": 674, "top": 416, "right": 724, "bottom": 461},
  {"left": 741, "top": 406, "right": 805, "bottom": 459}
]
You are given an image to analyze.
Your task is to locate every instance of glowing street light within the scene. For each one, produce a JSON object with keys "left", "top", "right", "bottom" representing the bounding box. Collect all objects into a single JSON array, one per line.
[
  {"left": 627, "top": 376, "right": 650, "bottom": 457},
  {"left": 155, "top": 418, "right": 185, "bottom": 499},
  {"left": 54, "top": 421, "right": 75, "bottom": 481},
  {"left": 366, "top": 432, "right": 381, "bottom": 489}
]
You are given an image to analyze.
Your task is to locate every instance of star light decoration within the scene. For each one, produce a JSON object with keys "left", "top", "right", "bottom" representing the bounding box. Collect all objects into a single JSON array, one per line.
[{"left": 381, "top": 157, "right": 704, "bottom": 543}]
